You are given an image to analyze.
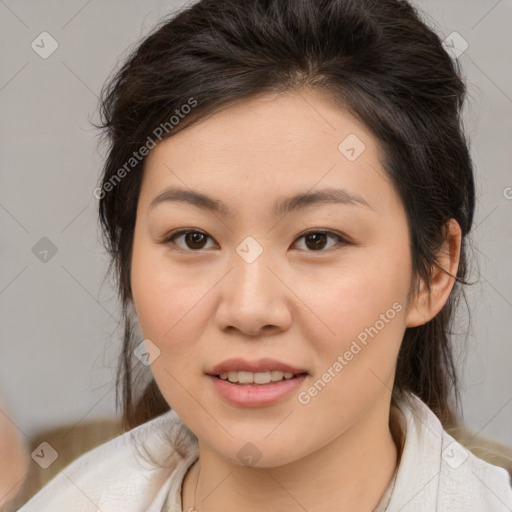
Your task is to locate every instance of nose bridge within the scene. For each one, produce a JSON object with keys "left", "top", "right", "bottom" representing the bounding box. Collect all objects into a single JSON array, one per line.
[
  {"left": 231, "top": 239, "right": 277, "bottom": 308},
  {"left": 233, "top": 244, "right": 271, "bottom": 297},
  {"left": 230, "top": 231, "right": 274, "bottom": 285},
  {"left": 214, "top": 238, "right": 291, "bottom": 335}
]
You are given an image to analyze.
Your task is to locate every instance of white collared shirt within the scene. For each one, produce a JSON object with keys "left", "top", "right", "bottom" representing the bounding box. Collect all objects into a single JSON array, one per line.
[{"left": 16, "top": 392, "right": 512, "bottom": 511}]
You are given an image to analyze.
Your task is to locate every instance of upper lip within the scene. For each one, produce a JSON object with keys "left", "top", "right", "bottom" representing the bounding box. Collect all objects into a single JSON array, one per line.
[{"left": 207, "top": 358, "right": 308, "bottom": 375}]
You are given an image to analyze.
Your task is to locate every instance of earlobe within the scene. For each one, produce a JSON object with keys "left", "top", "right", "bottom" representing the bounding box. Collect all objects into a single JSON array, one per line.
[{"left": 405, "top": 219, "right": 462, "bottom": 328}]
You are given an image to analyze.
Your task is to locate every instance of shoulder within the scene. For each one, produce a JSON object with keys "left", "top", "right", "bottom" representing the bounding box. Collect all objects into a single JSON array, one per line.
[
  {"left": 436, "top": 424, "right": 512, "bottom": 511},
  {"left": 388, "top": 392, "right": 512, "bottom": 512},
  {"left": 16, "top": 409, "right": 198, "bottom": 512}
]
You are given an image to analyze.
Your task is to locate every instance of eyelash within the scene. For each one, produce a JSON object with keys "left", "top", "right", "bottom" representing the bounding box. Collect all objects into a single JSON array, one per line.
[{"left": 161, "top": 229, "right": 351, "bottom": 253}]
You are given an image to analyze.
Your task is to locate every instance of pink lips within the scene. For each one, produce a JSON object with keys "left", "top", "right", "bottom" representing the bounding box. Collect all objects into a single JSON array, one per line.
[{"left": 206, "top": 357, "right": 308, "bottom": 407}]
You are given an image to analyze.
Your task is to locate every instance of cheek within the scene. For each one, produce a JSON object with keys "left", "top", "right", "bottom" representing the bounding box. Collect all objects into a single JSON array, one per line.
[
  {"left": 303, "top": 247, "right": 410, "bottom": 377},
  {"left": 130, "top": 243, "right": 213, "bottom": 410},
  {"left": 130, "top": 238, "right": 207, "bottom": 356},
  {"left": 295, "top": 273, "right": 408, "bottom": 433}
]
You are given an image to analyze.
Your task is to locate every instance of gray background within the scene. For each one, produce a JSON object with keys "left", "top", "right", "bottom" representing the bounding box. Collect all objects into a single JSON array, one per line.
[{"left": 1, "top": 0, "right": 511, "bottom": 447}]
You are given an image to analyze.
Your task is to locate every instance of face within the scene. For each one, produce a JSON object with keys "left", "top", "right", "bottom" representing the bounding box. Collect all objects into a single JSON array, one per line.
[{"left": 130, "top": 90, "right": 416, "bottom": 467}]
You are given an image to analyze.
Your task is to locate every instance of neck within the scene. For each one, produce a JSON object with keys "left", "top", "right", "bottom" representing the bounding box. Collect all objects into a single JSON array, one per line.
[{"left": 183, "top": 393, "right": 401, "bottom": 512}]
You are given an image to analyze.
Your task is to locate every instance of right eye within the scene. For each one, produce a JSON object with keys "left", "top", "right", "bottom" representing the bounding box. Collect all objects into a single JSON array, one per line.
[{"left": 163, "top": 229, "right": 218, "bottom": 251}]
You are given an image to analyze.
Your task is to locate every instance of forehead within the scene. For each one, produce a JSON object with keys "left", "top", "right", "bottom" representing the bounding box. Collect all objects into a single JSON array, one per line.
[{"left": 139, "top": 90, "right": 399, "bottom": 217}]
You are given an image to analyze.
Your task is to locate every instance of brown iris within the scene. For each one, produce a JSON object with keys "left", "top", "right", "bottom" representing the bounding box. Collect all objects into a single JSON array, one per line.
[
  {"left": 184, "top": 232, "right": 208, "bottom": 249},
  {"left": 304, "top": 232, "right": 328, "bottom": 250}
]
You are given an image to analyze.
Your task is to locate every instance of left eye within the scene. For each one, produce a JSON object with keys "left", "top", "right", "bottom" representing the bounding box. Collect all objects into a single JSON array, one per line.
[{"left": 293, "top": 231, "right": 348, "bottom": 251}]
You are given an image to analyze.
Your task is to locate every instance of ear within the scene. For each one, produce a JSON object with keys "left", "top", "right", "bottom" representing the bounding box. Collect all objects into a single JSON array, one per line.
[{"left": 405, "top": 218, "right": 462, "bottom": 328}]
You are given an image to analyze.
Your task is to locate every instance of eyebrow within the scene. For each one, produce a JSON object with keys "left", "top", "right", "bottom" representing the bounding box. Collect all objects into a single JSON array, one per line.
[{"left": 148, "top": 185, "right": 371, "bottom": 217}]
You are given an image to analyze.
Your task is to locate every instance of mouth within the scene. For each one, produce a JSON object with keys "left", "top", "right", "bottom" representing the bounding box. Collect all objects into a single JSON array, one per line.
[{"left": 206, "top": 358, "right": 309, "bottom": 406}]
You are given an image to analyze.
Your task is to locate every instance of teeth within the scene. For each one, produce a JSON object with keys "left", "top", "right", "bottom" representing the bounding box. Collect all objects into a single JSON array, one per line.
[
  {"left": 238, "top": 371, "right": 253, "bottom": 384},
  {"left": 218, "top": 370, "right": 297, "bottom": 384}
]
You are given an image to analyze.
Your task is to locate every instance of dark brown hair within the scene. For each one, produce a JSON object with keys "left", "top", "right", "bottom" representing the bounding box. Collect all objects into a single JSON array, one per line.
[{"left": 96, "top": 0, "right": 475, "bottom": 431}]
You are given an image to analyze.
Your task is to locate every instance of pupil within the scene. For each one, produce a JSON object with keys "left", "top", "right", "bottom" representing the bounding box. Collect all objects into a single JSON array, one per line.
[{"left": 306, "top": 233, "right": 327, "bottom": 250}]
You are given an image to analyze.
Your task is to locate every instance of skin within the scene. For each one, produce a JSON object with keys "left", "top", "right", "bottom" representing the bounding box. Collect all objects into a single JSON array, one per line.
[{"left": 130, "top": 89, "right": 461, "bottom": 511}]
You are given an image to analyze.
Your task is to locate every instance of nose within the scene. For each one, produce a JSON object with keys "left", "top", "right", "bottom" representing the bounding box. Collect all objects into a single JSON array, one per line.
[{"left": 214, "top": 249, "right": 292, "bottom": 337}]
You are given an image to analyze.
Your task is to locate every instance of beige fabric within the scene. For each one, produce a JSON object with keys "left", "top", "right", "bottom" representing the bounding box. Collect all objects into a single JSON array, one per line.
[{"left": 5, "top": 394, "right": 512, "bottom": 511}]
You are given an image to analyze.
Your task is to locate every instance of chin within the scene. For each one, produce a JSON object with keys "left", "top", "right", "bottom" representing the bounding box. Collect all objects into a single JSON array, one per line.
[{"left": 210, "top": 432, "right": 311, "bottom": 469}]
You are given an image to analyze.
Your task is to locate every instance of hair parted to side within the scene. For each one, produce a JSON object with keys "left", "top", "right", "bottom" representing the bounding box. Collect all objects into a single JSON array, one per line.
[{"left": 96, "top": 0, "right": 475, "bottom": 432}]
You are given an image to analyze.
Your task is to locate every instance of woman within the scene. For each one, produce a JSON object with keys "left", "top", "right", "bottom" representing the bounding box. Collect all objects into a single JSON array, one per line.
[{"left": 16, "top": 0, "right": 512, "bottom": 510}]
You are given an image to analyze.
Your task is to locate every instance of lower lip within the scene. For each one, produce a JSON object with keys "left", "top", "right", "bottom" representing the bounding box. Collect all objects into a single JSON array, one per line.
[{"left": 207, "top": 374, "right": 308, "bottom": 407}]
